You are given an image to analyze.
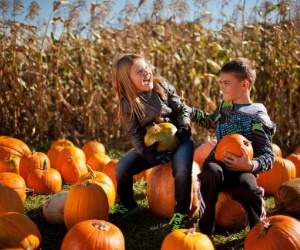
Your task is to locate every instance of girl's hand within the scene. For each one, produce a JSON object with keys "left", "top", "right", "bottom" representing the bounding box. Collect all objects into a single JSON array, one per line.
[{"left": 222, "top": 146, "right": 253, "bottom": 172}]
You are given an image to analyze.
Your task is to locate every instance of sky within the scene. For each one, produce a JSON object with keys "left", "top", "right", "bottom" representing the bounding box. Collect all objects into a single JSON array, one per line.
[{"left": 16, "top": 0, "right": 261, "bottom": 31}]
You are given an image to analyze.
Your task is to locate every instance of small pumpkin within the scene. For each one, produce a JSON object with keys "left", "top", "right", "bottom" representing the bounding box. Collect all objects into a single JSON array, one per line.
[
  {"left": 82, "top": 140, "right": 106, "bottom": 161},
  {"left": 27, "top": 160, "right": 62, "bottom": 195},
  {"left": 43, "top": 192, "right": 68, "bottom": 224},
  {"left": 144, "top": 122, "right": 178, "bottom": 153},
  {"left": 0, "top": 212, "right": 42, "bottom": 249},
  {"left": 86, "top": 153, "right": 111, "bottom": 172},
  {"left": 19, "top": 150, "right": 51, "bottom": 181},
  {"left": 64, "top": 181, "right": 109, "bottom": 230},
  {"left": 61, "top": 220, "right": 125, "bottom": 250},
  {"left": 244, "top": 215, "right": 300, "bottom": 250},
  {"left": 161, "top": 227, "right": 215, "bottom": 250},
  {"left": 215, "top": 133, "right": 253, "bottom": 161},
  {"left": 61, "top": 156, "right": 88, "bottom": 184}
]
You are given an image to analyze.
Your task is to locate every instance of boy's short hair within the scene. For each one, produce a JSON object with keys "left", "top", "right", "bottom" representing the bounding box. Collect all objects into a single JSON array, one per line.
[{"left": 221, "top": 58, "right": 256, "bottom": 85}]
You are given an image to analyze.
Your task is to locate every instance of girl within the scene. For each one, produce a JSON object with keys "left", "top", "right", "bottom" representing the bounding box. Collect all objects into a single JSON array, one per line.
[{"left": 111, "top": 53, "right": 194, "bottom": 231}]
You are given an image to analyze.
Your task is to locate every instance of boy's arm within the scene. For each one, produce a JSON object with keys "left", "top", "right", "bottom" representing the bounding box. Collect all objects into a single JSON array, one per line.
[{"left": 251, "top": 122, "right": 276, "bottom": 174}]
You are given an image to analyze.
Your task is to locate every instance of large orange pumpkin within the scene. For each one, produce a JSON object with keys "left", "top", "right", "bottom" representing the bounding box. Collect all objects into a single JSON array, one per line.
[
  {"left": 144, "top": 122, "right": 178, "bottom": 153},
  {"left": 146, "top": 161, "right": 200, "bottom": 218},
  {"left": 215, "top": 133, "right": 253, "bottom": 161},
  {"left": 61, "top": 220, "right": 125, "bottom": 250},
  {"left": 61, "top": 156, "right": 88, "bottom": 183},
  {"left": 257, "top": 157, "right": 296, "bottom": 195},
  {"left": 0, "top": 212, "right": 42, "bottom": 249},
  {"left": 161, "top": 227, "right": 215, "bottom": 250},
  {"left": 64, "top": 181, "right": 109, "bottom": 230},
  {"left": 0, "top": 136, "right": 30, "bottom": 159},
  {"left": 244, "top": 215, "right": 300, "bottom": 250},
  {"left": 215, "top": 191, "right": 248, "bottom": 230}
]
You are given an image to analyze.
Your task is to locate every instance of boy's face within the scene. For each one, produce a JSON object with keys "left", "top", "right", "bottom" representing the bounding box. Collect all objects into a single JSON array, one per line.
[
  {"left": 129, "top": 58, "right": 154, "bottom": 92},
  {"left": 218, "top": 73, "right": 249, "bottom": 103}
]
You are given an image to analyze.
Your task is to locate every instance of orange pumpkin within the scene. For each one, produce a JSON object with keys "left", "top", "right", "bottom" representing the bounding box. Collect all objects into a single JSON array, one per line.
[
  {"left": 76, "top": 166, "right": 116, "bottom": 208},
  {"left": 257, "top": 157, "right": 296, "bottom": 195},
  {"left": 102, "top": 159, "right": 118, "bottom": 193},
  {"left": 0, "top": 212, "right": 42, "bottom": 249},
  {"left": 0, "top": 184, "right": 23, "bottom": 215},
  {"left": 0, "top": 172, "right": 26, "bottom": 202},
  {"left": 19, "top": 150, "right": 50, "bottom": 181},
  {"left": 146, "top": 161, "right": 200, "bottom": 218},
  {"left": 50, "top": 138, "right": 74, "bottom": 148},
  {"left": 64, "top": 181, "right": 109, "bottom": 230},
  {"left": 82, "top": 140, "right": 106, "bottom": 161},
  {"left": 0, "top": 136, "right": 30, "bottom": 159},
  {"left": 161, "top": 227, "right": 214, "bottom": 250},
  {"left": 215, "top": 191, "right": 248, "bottom": 230},
  {"left": 144, "top": 122, "right": 179, "bottom": 153},
  {"left": 27, "top": 160, "right": 62, "bottom": 195},
  {"left": 61, "top": 156, "right": 88, "bottom": 183},
  {"left": 215, "top": 133, "right": 253, "bottom": 161},
  {"left": 271, "top": 143, "right": 282, "bottom": 157},
  {"left": 193, "top": 138, "right": 216, "bottom": 170},
  {"left": 47, "top": 145, "right": 66, "bottom": 169},
  {"left": 286, "top": 153, "right": 300, "bottom": 178},
  {"left": 244, "top": 215, "right": 300, "bottom": 250},
  {"left": 86, "top": 153, "right": 111, "bottom": 172},
  {"left": 61, "top": 220, "right": 125, "bottom": 250}
]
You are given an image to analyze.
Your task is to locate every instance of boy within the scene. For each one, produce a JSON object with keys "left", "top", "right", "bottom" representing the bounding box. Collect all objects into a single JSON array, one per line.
[{"left": 188, "top": 58, "right": 276, "bottom": 235}]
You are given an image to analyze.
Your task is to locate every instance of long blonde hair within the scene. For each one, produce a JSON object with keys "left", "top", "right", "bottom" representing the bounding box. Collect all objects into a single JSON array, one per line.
[{"left": 112, "top": 53, "right": 166, "bottom": 119}]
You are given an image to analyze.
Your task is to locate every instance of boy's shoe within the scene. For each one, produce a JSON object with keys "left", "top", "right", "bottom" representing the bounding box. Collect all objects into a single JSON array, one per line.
[
  {"left": 169, "top": 213, "right": 189, "bottom": 231},
  {"left": 110, "top": 203, "right": 139, "bottom": 219}
]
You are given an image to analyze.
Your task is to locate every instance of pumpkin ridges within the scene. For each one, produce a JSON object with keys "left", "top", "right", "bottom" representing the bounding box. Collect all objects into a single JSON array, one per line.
[
  {"left": 61, "top": 220, "right": 125, "bottom": 250},
  {"left": 82, "top": 141, "right": 106, "bottom": 161},
  {"left": 0, "top": 185, "right": 24, "bottom": 215},
  {"left": 0, "top": 212, "right": 42, "bottom": 249},
  {"left": 286, "top": 153, "right": 300, "bottom": 178},
  {"left": 0, "top": 172, "right": 26, "bottom": 202},
  {"left": 244, "top": 215, "right": 300, "bottom": 250}
]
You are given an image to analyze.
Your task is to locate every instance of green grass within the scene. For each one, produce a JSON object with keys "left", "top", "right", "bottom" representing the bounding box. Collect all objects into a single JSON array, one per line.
[{"left": 23, "top": 180, "right": 276, "bottom": 250}]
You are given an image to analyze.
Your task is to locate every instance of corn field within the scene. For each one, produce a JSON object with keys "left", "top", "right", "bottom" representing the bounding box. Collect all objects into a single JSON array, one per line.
[{"left": 0, "top": 0, "right": 299, "bottom": 156}]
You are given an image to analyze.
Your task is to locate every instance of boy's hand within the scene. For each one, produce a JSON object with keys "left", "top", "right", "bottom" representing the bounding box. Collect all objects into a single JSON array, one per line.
[{"left": 222, "top": 146, "right": 253, "bottom": 172}]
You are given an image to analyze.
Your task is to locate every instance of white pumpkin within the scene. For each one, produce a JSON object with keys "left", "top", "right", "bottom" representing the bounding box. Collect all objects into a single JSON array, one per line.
[{"left": 43, "top": 192, "right": 68, "bottom": 224}]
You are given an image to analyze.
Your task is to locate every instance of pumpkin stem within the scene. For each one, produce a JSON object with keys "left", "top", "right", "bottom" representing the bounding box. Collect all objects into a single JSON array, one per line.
[
  {"left": 92, "top": 221, "right": 110, "bottom": 231},
  {"left": 152, "top": 122, "right": 162, "bottom": 133},
  {"left": 42, "top": 159, "right": 48, "bottom": 170},
  {"left": 86, "top": 164, "right": 97, "bottom": 179},
  {"left": 258, "top": 220, "right": 271, "bottom": 238}
]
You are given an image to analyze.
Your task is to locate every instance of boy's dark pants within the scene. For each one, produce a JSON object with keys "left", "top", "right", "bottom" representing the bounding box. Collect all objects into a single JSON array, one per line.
[{"left": 197, "top": 161, "right": 266, "bottom": 235}]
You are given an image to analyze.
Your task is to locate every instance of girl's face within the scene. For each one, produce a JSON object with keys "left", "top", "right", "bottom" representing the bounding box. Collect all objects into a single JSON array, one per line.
[
  {"left": 219, "top": 72, "right": 250, "bottom": 103},
  {"left": 129, "top": 58, "right": 153, "bottom": 92}
]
